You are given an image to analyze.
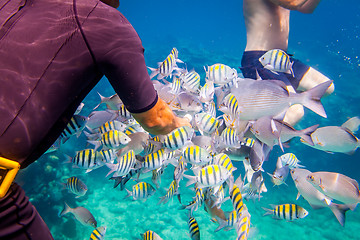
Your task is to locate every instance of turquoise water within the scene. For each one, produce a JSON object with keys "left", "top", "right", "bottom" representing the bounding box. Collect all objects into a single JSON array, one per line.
[{"left": 19, "top": 1, "right": 360, "bottom": 239}]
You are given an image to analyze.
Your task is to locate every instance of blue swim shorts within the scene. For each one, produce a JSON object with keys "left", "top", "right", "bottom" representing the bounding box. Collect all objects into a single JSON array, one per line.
[{"left": 240, "top": 50, "right": 310, "bottom": 90}]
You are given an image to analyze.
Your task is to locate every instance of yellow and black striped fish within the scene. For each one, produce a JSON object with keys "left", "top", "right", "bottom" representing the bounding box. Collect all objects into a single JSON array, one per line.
[
  {"left": 185, "top": 164, "right": 231, "bottom": 189},
  {"left": 236, "top": 211, "right": 251, "bottom": 240},
  {"left": 105, "top": 150, "right": 135, "bottom": 177},
  {"left": 60, "top": 115, "right": 88, "bottom": 143},
  {"left": 262, "top": 203, "right": 309, "bottom": 221},
  {"left": 125, "top": 182, "right": 156, "bottom": 201},
  {"left": 99, "top": 120, "right": 126, "bottom": 134},
  {"left": 259, "top": 49, "right": 294, "bottom": 76},
  {"left": 230, "top": 183, "right": 244, "bottom": 219},
  {"left": 219, "top": 93, "right": 240, "bottom": 118},
  {"left": 205, "top": 63, "right": 237, "bottom": 85},
  {"left": 140, "top": 230, "right": 163, "bottom": 240},
  {"left": 158, "top": 179, "right": 180, "bottom": 205},
  {"left": 65, "top": 176, "right": 87, "bottom": 198},
  {"left": 182, "top": 145, "right": 212, "bottom": 166},
  {"left": 89, "top": 226, "right": 106, "bottom": 240},
  {"left": 194, "top": 112, "right": 222, "bottom": 135},
  {"left": 162, "top": 126, "right": 194, "bottom": 150},
  {"left": 72, "top": 149, "right": 102, "bottom": 171},
  {"left": 214, "top": 153, "right": 236, "bottom": 173},
  {"left": 187, "top": 213, "right": 200, "bottom": 240},
  {"left": 100, "top": 130, "right": 131, "bottom": 149}
]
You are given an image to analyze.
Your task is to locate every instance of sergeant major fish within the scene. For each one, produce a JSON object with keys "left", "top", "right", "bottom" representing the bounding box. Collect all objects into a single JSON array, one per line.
[{"left": 259, "top": 49, "right": 294, "bottom": 77}]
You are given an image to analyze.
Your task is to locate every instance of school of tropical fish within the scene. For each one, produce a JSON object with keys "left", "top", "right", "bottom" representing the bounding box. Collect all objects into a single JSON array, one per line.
[{"left": 53, "top": 48, "right": 360, "bottom": 239}]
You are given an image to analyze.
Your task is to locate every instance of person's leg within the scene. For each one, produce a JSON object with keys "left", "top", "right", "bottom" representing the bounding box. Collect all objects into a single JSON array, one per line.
[
  {"left": 297, "top": 67, "right": 335, "bottom": 96},
  {"left": 0, "top": 183, "right": 54, "bottom": 240}
]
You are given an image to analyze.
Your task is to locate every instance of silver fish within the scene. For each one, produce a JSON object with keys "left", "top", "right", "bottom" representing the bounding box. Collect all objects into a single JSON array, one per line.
[
  {"left": 300, "top": 126, "right": 360, "bottom": 154},
  {"left": 290, "top": 168, "right": 350, "bottom": 226},
  {"left": 59, "top": 202, "right": 97, "bottom": 228},
  {"left": 231, "top": 78, "right": 332, "bottom": 120},
  {"left": 250, "top": 116, "right": 318, "bottom": 151},
  {"left": 259, "top": 49, "right": 294, "bottom": 76},
  {"left": 307, "top": 171, "right": 360, "bottom": 209}
]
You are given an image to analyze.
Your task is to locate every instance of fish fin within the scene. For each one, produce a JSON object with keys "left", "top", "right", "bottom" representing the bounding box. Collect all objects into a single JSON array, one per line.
[
  {"left": 300, "top": 80, "right": 333, "bottom": 118},
  {"left": 59, "top": 202, "right": 71, "bottom": 217},
  {"left": 329, "top": 204, "right": 350, "bottom": 227},
  {"left": 261, "top": 207, "right": 273, "bottom": 216},
  {"left": 341, "top": 116, "right": 360, "bottom": 134},
  {"left": 296, "top": 192, "right": 301, "bottom": 200}
]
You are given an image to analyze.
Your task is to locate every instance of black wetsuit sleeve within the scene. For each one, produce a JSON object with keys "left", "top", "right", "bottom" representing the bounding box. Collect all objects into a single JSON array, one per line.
[{"left": 80, "top": 3, "right": 157, "bottom": 113}]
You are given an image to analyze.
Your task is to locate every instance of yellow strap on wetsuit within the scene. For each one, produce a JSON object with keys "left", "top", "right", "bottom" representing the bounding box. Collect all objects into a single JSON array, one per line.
[{"left": 0, "top": 157, "right": 20, "bottom": 198}]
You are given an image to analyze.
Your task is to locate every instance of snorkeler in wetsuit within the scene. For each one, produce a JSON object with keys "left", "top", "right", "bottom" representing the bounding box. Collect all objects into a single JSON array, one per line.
[
  {"left": 0, "top": 0, "right": 190, "bottom": 239},
  {"left": 241, "top": 0, "right": 334, "bottom": 125}
]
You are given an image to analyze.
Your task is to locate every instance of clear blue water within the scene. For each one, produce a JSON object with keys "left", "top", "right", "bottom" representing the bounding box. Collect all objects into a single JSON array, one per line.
[{"left": 19, "top": 0, "right": 360, "bottom": 239}]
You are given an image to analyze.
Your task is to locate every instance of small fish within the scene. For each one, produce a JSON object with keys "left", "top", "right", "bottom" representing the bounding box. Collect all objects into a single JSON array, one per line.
[
  {"left": 307, "top": 171, "right": 360, "bottom": 209},
  {"left": 152, "top": 166, "right": 166, "bottom": 189},
  {"left": 184, "top": 165, "right": 231, "bottom": 189},
  {"left": 236, "top": 209, "right": 251, "bottom": 240},
  {"left": 229, "top": 175, "right": 245, "bottom": 219},
  {"left": 218, "top": 127, "right": 241, "bottom": 149},
  {"left": 110, "top": 168, "right": 141, "bottom": 190},
  {"left": 60, "top": 115, "right": 88, "bottom": 143},
  {"left": 194, "top": 112, "right": 222, "bottom": 135},
  {"left": 214, "top": 210, "right": 238, "bottom": 232},
  {"left": 105, "top": 150, "right": 135, "bottom": 177},
  {"left": 182, "top": 145, "right": 212, "bottom": 166},
  {"left": 75, "top": 102, "right": 85, "bottom": 115},
  {"left": 269, "top": 162, "right": 290, "bottom": 186},
  {"left": 199, "top": 81, "right": 215, "bottom": 103},
  {"left": 138, "top": 148, "right": 169, "bottom": 172},
  {"left": 148, "top": 48, "right": 182, "bottom": 80},
  {"left": 59, "top": 202, "right": 97, "bottom": 228},
  {"left": 213, "top": 153, "right": 236, "bottom": 173},
  {"left": 118, "top": 105, "right": 133, "bottom": 119},
  {"left": 93, "top": 93, "right": 122, "bottom": 110},
  {"left": 117, "top": 132, "right": 150, "bottom": 156},
  {"left": 140, "top": 230, "right": 164, "bottom": 240},
  {"left": 99, "top": 149, "right": 117, "bottom": 163},
  {"left": 64, "top": 176, "right": 87, "bottom": 198},
  {"left": 290, "top": 168, "right": 350, "bottom": 226},
  {"left": 187, "top": 212, "right": 200, "bottom": 240},
  {"left": 262, "top": 204, "right": 308, "bottom": 221},
  {"left": 89, "top": 226, "right": 106, "bottom": 240},
  {"left": 204, "top": 101, "right": 217, "bottom": 118},
  {"left": 204, "top": 63, "right": 237, "bottom": 85},
  {"left": 175, "top": 92, "right": 203, "bottom": 113},
  {"left": 88, "top": 130, "right": 131, "bottom": 150},
  {"left": 219, "top": 93, "right": 240, "bottom": 119},
  {"left": 162, "top": 126, "right": 194, "bottom": 150},
  {"left": 173, "top": 159, "right": 187, "bottom": 183},
  {"left": 125, "top": 182, "right": 156, "bottom": 201},
  {"left": 99, "top": 120, "right": 127, "bottom": 135},
  {"left": 86, "top": 110, "right": 116, "bottom": 130},
  {"left": 248, "top": 139, "right": 271, "bottom": 172},
  {"left": 180, "top": 70, "right": 201, "bottom": 94},
  {"left": 72, "top": 149, "right": 103, "bottom": 172},
  {"left": 259, "top": 49, "right": 294, "bottom": 76},
  {"left": 278, "top": 153, "right": 304, "bottom": 169},
  {"left": 158, "top": 179, "right": 180, "bottom": 205},
  {"left": 170, "top": 76, "right": 183, "bottom": 94}
]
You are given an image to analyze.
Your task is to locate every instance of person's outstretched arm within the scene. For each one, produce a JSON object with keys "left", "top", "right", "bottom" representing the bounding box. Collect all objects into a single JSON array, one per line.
[
  {"left": 132, "top": 98, "right": 191, "bottom": 135},
  {"left": 269, "top": 0, "right": 321, "bottom": 13}
]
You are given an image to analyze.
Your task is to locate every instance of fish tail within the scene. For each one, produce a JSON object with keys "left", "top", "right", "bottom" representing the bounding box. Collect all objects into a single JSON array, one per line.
[
  {"left": 329, "top": 203, "right": 351, "bottom": 227},
  {"left": 87, "top": 140, "right": 101, "bottom": 151},
  {"left": 124, "top": 188, "right": 132, "bottom": 199},
  {"left": 261, "top": 207, "right": 273, "bottom": 216},
  {"left": 59, "top": 202, "right": 71, "bottom": 217},
  {"left": 93, "top": 92, "right": 105, "bottom": 110},
  {"left": 214, "top": 215, "right": 227, "bottom": 232},
  {"left": 300, "top": 80, "right": 333, "bottom": 118},
  {"left": 183, "top": 174, "right": 197, "bottom": 187},
  {"left": 299, "top": 124, "right": 319, "bottom": 146},
  {"left": 147, "top": 66, "right": 159, "bottom": 79},
  {"left": 105, "top": 163, "right": 117, "bottom": 178}
]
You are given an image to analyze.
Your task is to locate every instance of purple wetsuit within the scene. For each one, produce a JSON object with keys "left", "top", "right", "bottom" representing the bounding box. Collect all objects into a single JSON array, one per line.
[{"left": 0, "top": 0, "right": 157, "bottom": 238}]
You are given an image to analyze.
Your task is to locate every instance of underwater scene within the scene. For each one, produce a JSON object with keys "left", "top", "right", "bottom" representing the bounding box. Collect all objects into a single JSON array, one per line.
[{"left": 17, "top": 0, "right": 360, "bottom": 239}]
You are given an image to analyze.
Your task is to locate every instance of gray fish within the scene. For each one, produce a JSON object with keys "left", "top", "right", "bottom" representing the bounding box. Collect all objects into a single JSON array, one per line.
[
  {"left": 249, "top": 139, "right": 271, "bottom": 172},
  {"left": 86, "top": 110, "right": 117, "bottom": 130},
  {"left": 307, "top": 171, "right": 360, "bottom": 209},
  {"left": 231, "top": 78, "right": 332, "bottom": 120},
  {"left": 269, "top": 163, "right": 289, "bottom": 186},
  {"left": 59, "top": 202, "right": 97, "bottom": 228},
  {"left": 117, "top": 132, "right": 150, "bottom": 157},
  {"left": 175, "top": 92, "right": 203, "bottom": 113},
  {"left": 250, "top": 116, "right": 318, "bottom": 151},
  {"left": 301, "top": 126, "right": 360, "bottom": 154},
  {"left": 93, "top": 93, "right": 122, "bottom": 110},
  {"left": 291, "top": 168, "right": 350, "bottom": 226}
]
